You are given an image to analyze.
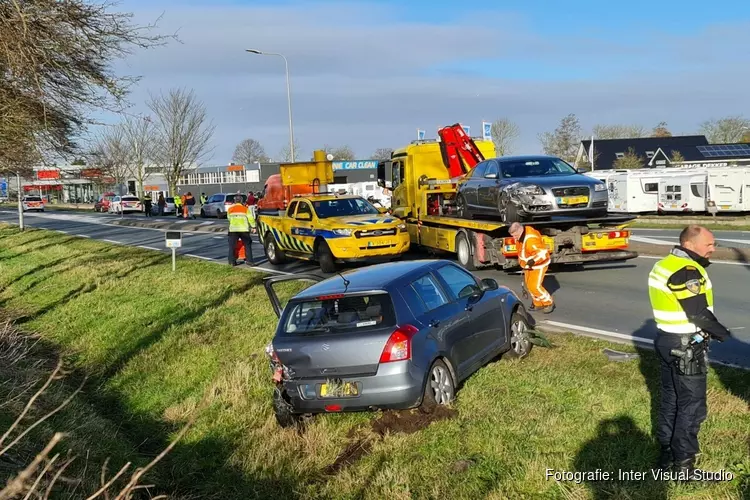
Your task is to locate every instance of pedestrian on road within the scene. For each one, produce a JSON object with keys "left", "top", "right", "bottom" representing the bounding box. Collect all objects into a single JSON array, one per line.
[
  {"left": 648, "top": 224, "right": 731, "bottom": 476},
  {"left": 509, "top": 222, "right": 554, "bottom": 313},
  {"left": 185, "top": 192, "right": 196, "bottom": 219},
  {"left": 227, "top": 194, "right": 257, "bottom": 266},
  {"left": 143, "top": 194, "right": 153, "bottom": 217},
  {"left": 157, "top": 194, "right": 166, "bottom": 216}
]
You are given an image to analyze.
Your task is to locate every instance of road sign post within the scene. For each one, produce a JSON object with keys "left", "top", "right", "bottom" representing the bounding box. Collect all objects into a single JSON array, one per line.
[{"left": 165, "top": 231, "right": 182, "bottom": 272}]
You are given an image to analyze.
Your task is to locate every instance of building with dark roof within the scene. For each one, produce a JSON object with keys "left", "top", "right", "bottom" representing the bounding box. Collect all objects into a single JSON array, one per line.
[
  {"left": 648, "top": 143, "right": 750, "bottom": 168},
  {"left": 574, "top": 135, "right": 709, "bottom": 170}
]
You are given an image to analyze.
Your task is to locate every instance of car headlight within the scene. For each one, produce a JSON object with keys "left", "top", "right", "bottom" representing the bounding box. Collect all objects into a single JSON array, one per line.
[
  {"left": 333, "top": 228, "right": 352, "bottom": 236},
  {"left": 594, "top": 183, "right": 606, "bottom": 192},
  {"left": 397, "top": 223, "right": 407, "bottom": 231},
  {"left": 514, "top": 184, "right": 545, "bottom": 196}
]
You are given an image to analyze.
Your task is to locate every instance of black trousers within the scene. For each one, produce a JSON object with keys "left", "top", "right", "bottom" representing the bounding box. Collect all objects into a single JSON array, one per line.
[
  {"left": 228, "top": 232, "right": 252, "bottom": 265},
  {"left": 654, "top": 331, "right": 708, "bottom": 462}
]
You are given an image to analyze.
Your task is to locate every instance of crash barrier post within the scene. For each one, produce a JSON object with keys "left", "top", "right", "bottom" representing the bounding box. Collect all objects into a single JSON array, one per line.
[{"left": 165, "top": 231, "right": 182, "bottom": 272}]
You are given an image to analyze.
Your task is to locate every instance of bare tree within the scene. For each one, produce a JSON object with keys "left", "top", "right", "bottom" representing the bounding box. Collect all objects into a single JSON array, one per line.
[
  {"left": 539, "top": 114, "right": 582, "bottom": 162},
  {"left": 232, "top": 139, "right": 269, "bottom": 165},
  {"left": 700, "top": 116, "right": 750, "bottom": 143},
  {"left": 89, "top": 125, "right": 131, "bottom": 196},
  {"left": 276, "top": 140, "right": 302, "bottom": 162},
  {"left": 0, "top": 0, "right": 173, "bottom": 178},
  {"left": 592, "top": 124, "right": 646, "bottom": 139},
  {"left": 370, "top": 148, "right": 393, "bottom": 160},
  {"left": 323, "top": 145, "right": 356, "bottom": 161},
  {"left": 148, "top": 89, "right": 215, "bottom": 194},
  {"left": 490, "top": 118, "right": 520, "bottom": 156},
  {"left": 651, "top": 121, "right": 672, "bottom": 137},
  {"left": 121, "top": 116, "right": 155, "bottom": 198},
  {"left": 613, "top": 147, "right": 644, "bottom": 169}
]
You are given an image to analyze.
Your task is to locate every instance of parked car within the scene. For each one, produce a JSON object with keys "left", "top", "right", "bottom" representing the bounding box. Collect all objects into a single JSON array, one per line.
[
  {"left": 263, "top": 259, "right": 535, "bottom": 427},
  {"left": 455, "top": 155, "right": 609, "bottom": 223},
  {"left": 94, "top": 192, "right": 116, "bottom": 212},
  {"left": 22, "top": 195, "right": 45, "bottom": 212},
  {"left": 151, "top": 196, "right": 176, "bottom": 215},
  {"left": 108, "top": 195, "right": 142, "bottom": 214},
  {"left": 200, "top": 193, "right": 247, "bottom": 218}
]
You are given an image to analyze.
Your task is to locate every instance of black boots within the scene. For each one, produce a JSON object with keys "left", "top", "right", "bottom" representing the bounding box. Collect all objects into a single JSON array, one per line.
[{"left": 656, "top": 445, "right": 673, "bottom": 470}]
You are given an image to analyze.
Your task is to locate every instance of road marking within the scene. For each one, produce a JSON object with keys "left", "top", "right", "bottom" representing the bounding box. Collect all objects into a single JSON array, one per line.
[
  {"left": 637, "top": 255, "right": 749, "bottom": 266},
  {"left": 717, "top": 238, "right": 750, "bottom": 245},
  {"left": 185, "top": 254, "right": 215, "bottom": 261},
  {"left": 213, "top": 236, "right": 223, "bottom": 240},
  {"left": 102, "top": 239, "right": 121, "bottom": 244},
  {"left": 79, "top": 235, "right": 90, "bottom": 238},
  {"left": 138, "top": 245, "right": 161, "bottom": 251},
  {"left": 631, "top": 235, "right": 675, "bottom": 245},
  {"left": 541, "top": 320, "right": 747, "bottom": 370},
  {"left": 247, "top": 265, "right": 294, "bottom": 275}
]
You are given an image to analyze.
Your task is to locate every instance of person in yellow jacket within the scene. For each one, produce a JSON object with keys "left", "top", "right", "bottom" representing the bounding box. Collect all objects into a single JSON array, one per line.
[
  {"left": 173, "top": 194, "right": 182, "bottom": 217},
  {"left": 228, "top": 194, "right": 257, "bottom": 266},
  {"left": 509, "top": 222, "right": 554, "bottom": 313}
]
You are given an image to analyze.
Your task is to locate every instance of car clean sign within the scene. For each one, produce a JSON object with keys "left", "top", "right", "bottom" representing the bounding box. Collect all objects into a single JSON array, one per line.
[{"left": 333, "top": 161, "right": 378, "bottom": 170}]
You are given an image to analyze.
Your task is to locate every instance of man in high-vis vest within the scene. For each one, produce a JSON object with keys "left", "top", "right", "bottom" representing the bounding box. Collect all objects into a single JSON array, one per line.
[
  {"left": 509, "top": 222, "right": 554, "bottom": 313},
  {"left": 227, "top": 194, "right": 257, "bottom": 266},
  {"left": 648, "top": 225, "right": 731, "bottom": 476}
]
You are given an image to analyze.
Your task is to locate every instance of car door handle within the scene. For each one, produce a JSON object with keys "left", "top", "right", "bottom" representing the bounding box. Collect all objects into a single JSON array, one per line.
[
  {"left": 429, "top": 319, "right": 440, "bottom": 328},
  {"left": 465, "top": 304, "right": 473, "bottom": 312}
]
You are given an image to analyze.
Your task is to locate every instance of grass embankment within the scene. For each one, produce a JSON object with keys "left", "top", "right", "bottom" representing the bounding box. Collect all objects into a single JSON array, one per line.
[{"left": 0, "top": 224, "right": 747, "bottom": 499}]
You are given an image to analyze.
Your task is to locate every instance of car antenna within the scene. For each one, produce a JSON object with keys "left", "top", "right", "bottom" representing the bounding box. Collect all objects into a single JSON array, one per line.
[{"left": 338, "top": 272, "right": 350, "bottom": 291}]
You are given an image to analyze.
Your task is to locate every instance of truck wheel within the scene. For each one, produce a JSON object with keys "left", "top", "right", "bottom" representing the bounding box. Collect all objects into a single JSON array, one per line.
[
  {"left": 456, "top": 232, "right": 476, "bottom": 270},
  {"left": 264, "top": 233, "right": 287, "bottom": 264},
  {"left": 316, "top": 240, "right": 337, "bottom": 273}
]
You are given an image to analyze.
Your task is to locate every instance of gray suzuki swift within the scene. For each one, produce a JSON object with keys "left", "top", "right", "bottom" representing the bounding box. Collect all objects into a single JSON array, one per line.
[{"left": 264, "top": 259, "right": 535, "bottom": 427}]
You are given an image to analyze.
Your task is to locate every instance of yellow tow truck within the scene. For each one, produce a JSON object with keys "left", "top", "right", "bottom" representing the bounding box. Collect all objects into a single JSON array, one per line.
[
  {"left": 256, "top": 151, "right": 410, "bottom": 273},
  {"left": 376, "top": 131, "right": 638, "bottom": 270}
]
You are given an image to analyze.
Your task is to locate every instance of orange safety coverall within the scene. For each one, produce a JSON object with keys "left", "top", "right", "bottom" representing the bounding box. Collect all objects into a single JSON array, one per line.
[{"left": 517, "top": 226, "right": 553, "bottom": 308}]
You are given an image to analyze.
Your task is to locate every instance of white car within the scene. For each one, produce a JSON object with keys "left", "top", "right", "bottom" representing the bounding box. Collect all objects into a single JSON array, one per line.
[
  {"left": 108, "top": 195, "right": 142, "bottom": 214},
  {"left": 22, "top": 196, "right": 45, "bottom": 212}
]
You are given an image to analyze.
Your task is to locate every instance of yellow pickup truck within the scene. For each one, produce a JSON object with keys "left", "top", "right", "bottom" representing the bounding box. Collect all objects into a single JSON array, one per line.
[{"left": 257, "top": 193, "right": 411, "bottom": 273}]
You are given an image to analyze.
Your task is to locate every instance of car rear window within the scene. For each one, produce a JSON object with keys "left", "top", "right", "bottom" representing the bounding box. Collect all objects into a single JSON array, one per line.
[
  {"left": 25, "top": 196, "right": 42, "bottom": 202},
  {"left": 281, "top": 292, "right": 396, "bottom": 335},
  {"left": 122, "top": 196, "right": 139, "bottom": 201},
  {"left": 225, "top": 194, "right": 246, "bottom": 203}
]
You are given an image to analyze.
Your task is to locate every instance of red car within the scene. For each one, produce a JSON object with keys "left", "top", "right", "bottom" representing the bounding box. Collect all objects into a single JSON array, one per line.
[{"left": 94, "top": 192, "right": 116, "bottom": 212}]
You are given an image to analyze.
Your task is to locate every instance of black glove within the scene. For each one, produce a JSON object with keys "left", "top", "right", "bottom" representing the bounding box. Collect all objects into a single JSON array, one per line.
[{"left": 527, "top": 259, "right": 535, "bottom": 269}]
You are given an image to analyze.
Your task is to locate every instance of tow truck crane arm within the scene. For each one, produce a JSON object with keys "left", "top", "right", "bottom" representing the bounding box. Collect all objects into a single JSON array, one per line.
[{"left": 437, "top": 123, "right": 486, "bottom": 178}]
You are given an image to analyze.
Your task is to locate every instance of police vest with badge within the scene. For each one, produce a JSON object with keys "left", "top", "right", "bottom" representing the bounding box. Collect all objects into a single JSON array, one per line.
[{"left": 648, "top": 246, "right": 730, "bottom": 373}]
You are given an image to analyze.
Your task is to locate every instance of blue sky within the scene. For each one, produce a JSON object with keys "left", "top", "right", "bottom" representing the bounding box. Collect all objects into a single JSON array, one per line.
[{"left": 99, "top": 0, "right": 750, "bottom": 162}]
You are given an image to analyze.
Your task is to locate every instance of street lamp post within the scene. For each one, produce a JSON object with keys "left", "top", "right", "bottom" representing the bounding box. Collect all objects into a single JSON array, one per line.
[{"left": 245, "top": 49, "right": 295, "bottom": 162}]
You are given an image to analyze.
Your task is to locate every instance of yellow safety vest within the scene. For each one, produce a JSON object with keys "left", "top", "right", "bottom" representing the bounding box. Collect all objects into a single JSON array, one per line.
[
  {"left": 648, "top": 251, "right": 713, "bottom": 335},
  {"left": 227, "top": 203, "right": 256, "bottom": 232}
]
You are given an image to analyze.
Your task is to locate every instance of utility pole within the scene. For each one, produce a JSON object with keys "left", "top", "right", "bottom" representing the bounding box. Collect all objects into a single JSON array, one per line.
[{"left": 16, "top": 173, "right": 24, "bottom": 231}]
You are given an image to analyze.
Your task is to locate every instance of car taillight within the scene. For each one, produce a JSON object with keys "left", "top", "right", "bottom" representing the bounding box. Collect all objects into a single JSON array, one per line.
[
  {"left": 379, "top": 324, "right": 419, "bottom": 363},
  {"left": 608, "top": 230, "right": 630, "bottom": 239}
]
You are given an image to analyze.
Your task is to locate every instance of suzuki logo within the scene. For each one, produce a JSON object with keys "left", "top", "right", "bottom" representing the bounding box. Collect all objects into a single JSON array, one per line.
[{"left": 321, "top": 343, "right": 330, "bottom": 351}]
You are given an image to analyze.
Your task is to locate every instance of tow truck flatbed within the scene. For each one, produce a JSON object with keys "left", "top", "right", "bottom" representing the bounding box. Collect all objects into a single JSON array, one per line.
[{"left": 408, "top": 213, "right": 636, "bottom": 234}]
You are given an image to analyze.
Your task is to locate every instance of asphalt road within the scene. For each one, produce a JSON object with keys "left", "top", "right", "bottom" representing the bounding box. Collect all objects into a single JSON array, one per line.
[
  {"left": 631, "top": 228, "right": 750, "bottom": 249},
  {"left": 2, "top": 209, "right": 749, "bottom": 368}
]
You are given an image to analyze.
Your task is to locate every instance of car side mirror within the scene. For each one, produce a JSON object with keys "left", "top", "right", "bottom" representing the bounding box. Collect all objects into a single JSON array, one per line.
[
  {"left": 480, "top": 278, "right": 499, "bottom": 291},
  {"left": 296, "top": 212, "right": 311, "bottom": 221}
]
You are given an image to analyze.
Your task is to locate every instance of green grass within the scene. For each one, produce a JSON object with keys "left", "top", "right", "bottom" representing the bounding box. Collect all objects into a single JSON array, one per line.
[{"left": 0, "top": 223, "right": 747, "bottom": 499}]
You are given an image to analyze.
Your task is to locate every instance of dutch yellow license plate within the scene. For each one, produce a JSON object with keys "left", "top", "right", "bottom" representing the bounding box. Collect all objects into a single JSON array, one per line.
[
  {"left": 558, "top": 196, "right": 588, "bottom": 205},
  {"left": 320, "top": 382, "right": 359, "bottom": 398},
  {"left": 365, "top": 237, "right": 394, "bottom": 248}
]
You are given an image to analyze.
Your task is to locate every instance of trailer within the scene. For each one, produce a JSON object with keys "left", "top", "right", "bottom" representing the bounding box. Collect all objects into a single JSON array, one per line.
[
  {"left": 706, "top": 167, "right": 750, "bottom": 213},
  {"left": 378, "top": 128, "right": 638, "bottom": 271},
  {"left": 657, "top": 170, "right": 708, "bottom": 214}
]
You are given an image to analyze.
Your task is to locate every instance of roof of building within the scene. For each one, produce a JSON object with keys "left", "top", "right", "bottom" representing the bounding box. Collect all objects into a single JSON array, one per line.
[
  {"left": 578, "top": 135, "right": 709, "bottom": 169},
  {"left": 293, "top": 260, "right": 450, "bottom": 299}
]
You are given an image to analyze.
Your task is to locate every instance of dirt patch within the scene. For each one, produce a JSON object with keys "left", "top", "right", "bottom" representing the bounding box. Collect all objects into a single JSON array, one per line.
[
  {"left": 321, "top": 404, "right": 459, "bottom": 477},
  {"left": 371, "top": 404, "right": 458, "bottom": 436},
  {"left": 321, "top": 438, "right": 374, "bottom": 475}
]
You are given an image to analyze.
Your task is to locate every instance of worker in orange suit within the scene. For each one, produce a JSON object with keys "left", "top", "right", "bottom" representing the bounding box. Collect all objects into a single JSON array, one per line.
[{"left": 509, "top": 222, "right": 554, "bottom": 313}]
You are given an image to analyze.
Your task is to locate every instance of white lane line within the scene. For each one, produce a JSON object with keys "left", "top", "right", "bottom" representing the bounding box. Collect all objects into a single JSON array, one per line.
[
  {"left": 541, "top": 320, "right": 747, "bottom": 370},
  {"left": 213, "top": 236, "right": 223, "bottom": 240},
  {"left": 138, "top": 245, "right": 161, "bottom": 251},
  {"left": 185, "top": 254, "right": 215, "bottom": 261},
  {"left": 631, "top": 236, "right": 675, "bottom": 245},
  {"left": 102, "top": 239, "right": 121, "bottom": 244},
  {"left": 247, "top": 265, "right": 294, "bottom": 275},
  {"left": 637, "top": 255, "right": 749, "bottom": 266},
  {"left": 78, "top": 235, "right": 91, "bottom": 238},
  {"left": 717, "top": 238, "right": 750, "bottom": 245}
]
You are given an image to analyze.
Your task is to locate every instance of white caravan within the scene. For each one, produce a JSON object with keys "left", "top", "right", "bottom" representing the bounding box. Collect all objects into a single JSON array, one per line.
[
  {"left": 600, "top": 169, "right": 673, "bottom": 213},
  {"left": 656, "top": 171, "right": 708, "bottom": 214},
  {"left": 705, "top": 167, "right": 750, "bottom": 212}
]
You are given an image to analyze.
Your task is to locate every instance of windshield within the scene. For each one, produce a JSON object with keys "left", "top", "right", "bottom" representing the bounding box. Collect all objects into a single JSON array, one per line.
[
  {"left": 312, "top": 198, "right": 379, "bottom": 218},
  {"left": 282, "top": 292, "right": 395, "bottom": 335},
  {"left": 500, "top": 158, "right": 577, "bottom": 178}
]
